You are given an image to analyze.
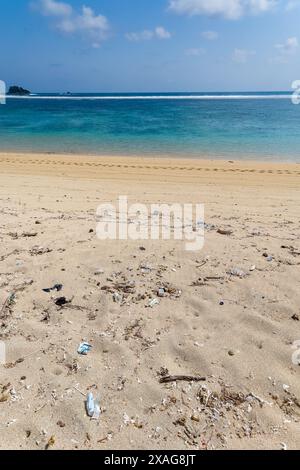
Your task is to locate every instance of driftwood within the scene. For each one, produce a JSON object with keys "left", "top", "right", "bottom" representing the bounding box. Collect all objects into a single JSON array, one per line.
[
  {"left": 159, "top": 375, "right": 206, "bottom": 384},
  {"left": 192, "top": 276, "right": 223, "bottom": 286},
  {"left": 0, "top": 249, "right": 20, "bottom": 262},
  {"left": 217, "top": 229, "right": 233, "bottom": 236}
]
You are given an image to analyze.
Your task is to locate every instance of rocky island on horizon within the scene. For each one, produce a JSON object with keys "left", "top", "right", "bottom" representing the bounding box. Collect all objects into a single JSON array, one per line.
[{"left": 7, "top": 86, "right": 31, "bottom": 96}]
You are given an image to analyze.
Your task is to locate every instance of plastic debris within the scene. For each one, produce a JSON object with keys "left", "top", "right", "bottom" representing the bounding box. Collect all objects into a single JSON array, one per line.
[
  {"left": 43, "top": 284, "right": 63, "bottom": 293},
  {"left": 157, "top": 288, "right": 166, "bottom": 298},
  {"left": 148, "top": 298, "right": 160, "bottom": 308},
  {"left": 54, "top": 297, "right": 70, "bottom": 307},
  {"left": 86, "top": 392, "right": 100, "bottom": 420},
  {"left": 77, "top": 342, "right": 92, "bottom": 355},
  {"left": 140, "top": 263, "right": 152, "bottom": 274},
  {"left": 123, "top": 412, "right": 131, "bottom": 426},
  {"left": 94, "top": 269, "right": 104, "bottom": 275},
  {"left": 113, "top": 292, "right": 123, "bottom": 303},
  {"left": 228, "top": 268, "right": 247, "bottom": 278}
]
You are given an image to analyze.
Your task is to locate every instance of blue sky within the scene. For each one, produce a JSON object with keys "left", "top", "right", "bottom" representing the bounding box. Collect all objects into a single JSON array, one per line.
[{"left": 0, "top": 0, "right": 299, "bottom": 92}]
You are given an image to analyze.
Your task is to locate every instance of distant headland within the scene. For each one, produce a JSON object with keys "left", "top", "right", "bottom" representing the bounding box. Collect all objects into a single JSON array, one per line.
[{"left": 7, "top": 86, "right": 31, "bottom": 96}]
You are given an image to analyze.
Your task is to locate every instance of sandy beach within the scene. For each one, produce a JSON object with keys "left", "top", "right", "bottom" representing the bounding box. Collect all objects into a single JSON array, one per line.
[{"left": 0, "top": 152, "right": 299, "bottom": 450}]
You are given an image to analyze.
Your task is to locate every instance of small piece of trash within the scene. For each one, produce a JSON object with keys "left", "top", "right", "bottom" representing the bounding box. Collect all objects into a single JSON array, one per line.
[
  {"left": 43, "top": 284, "right": 63, "bottom": 293},
  {"left": 86, "top": 392, "right": 100, "bottom": 420},
  {"left": 77, "top": 342, "right": 92, "bottom": 355},
  {"left": 148, "top": 298, "right": 160, "bottom": 308},
  {"left": 94, "top": 269, "right": 104, "bottom": 275},
  {"left": 113, "top": 292, "right": 123, "bottom": 303},
  {"left": 54, "top": 297, "right": 70, "bottom": 307},
  {"left": 228, "top": 268, "right": 247, "bottom": 278},
  {"left": 123, "top": 413, "right": 130, "bottom": 426},
  {"left": 140, "top": 263, "right": 152, "bottom": 274},
  {"left": 157, "top": 288, "right": 165, "bottom": 298}
]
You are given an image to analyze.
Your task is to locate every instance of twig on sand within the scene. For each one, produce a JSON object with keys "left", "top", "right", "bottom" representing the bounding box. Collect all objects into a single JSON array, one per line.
[
  {"left": 74, "top": 385, "right": 86, "bottom": 397},
  {"left": 0, "top": 292, "right": 15, "bottom": 317},
  {"left": 0, "top": 249, "right": 20, "bottom": 262},
  {"left": 159, "top": 375, "right": 206, "bottom": 384},
  {"left": 34, "top": 402, "right": 47, "bottom": 413}
]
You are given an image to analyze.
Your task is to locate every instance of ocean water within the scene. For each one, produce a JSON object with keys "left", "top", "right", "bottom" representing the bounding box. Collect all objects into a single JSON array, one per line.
[{"left": 0, "top": 92, "right": 299, "bottom": 161}]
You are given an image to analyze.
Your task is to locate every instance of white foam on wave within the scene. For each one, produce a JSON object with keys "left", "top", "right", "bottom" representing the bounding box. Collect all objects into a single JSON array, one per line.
[{"left": 2, "top": 94, "right": 293, "bottom": 101}]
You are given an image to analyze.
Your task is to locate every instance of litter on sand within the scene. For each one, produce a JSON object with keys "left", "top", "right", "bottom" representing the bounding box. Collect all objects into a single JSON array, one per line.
[
  {"left": 148, "top": 298, "right": 160, "bottom": 308},
  {"left": 157, "top": 288, "right": 166, "bottom": 298},
  {"left": 86, "top": 392, "right": 100, "bottom": 420},
  {"left": 228, "top": 268, "right": 247, "bottom": 278},
  {"left": 77, "top": 342, "right": 92, "bottom": 355},
  {"left": 43, "top": 284, "right": 63, "bottom": 293},
  {"left": 113, "top": 292, "right": 123, "bottom": 303},
  {"left": 54, "top": 297, "right": 71, "bottom": 307}
]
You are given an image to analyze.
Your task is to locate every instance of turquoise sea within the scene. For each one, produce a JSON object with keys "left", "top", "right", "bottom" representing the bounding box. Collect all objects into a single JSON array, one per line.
[{"left": 0, "top": 92, "right": 299, "bottom": 161}]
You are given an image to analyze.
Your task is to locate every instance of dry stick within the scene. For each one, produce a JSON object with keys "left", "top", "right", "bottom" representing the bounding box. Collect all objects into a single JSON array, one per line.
[
  {"left": 0, "top": 249, "right": 25, "bottom": 262},
  {"left": 160, "top": 375, "right": 206, "bottom": 384},
  {"left": 196, "top": 261, "right": 207, "bottom": 268},
  {"left": 0, "top": 281, "right": 33, "bottom": 317},
  {"left": 205, "top": 276, "right": 224, "bottom": 281},
  {"left": 22, "top": 349, "right": 41, "bottom": 360},
  {"left": 0, "top": 292, "right": 14, "bottom": 317},
  {"left": 34, "top": 403, "right": 47, "bottom": 413},
  {"left": 74, "top": 386, "right": 86, "bottom": 397}
]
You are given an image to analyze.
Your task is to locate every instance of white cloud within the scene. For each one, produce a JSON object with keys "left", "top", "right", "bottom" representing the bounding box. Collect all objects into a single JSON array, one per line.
[
  {"left": 155, "top": 26, "right": 172, "bottom": 39},
  {"left": 168, "top": 0, "right": 277, "bottom": 20},
  {"left": 249, "top": 0, "right": 276, "bottom": 14},
  {"left": 232, "top": 48, "right": 256, "bottom": 63},
  {"left": 31, "top": 0, "right": 72, "bottom": 16},
  {"left": 275, "top": 36, "right": 298, "bottom": 54},
  {"left": 202, "top": 30, "right": 219, "bottom": 40},
  {"left": 270, "top": 37, "right": 299, "bottom": 63},
  {"left": 126, "top": 31, "right": 154, "bottom": 41},
  {"left": 32, "top": 1, "right": 110, "bottom": 45},
  {"left": 126, "top": 27, "right": 171, "bottom": 42},
  {"left": 185, "top": 47, "right": 206, "bottom": 56}
]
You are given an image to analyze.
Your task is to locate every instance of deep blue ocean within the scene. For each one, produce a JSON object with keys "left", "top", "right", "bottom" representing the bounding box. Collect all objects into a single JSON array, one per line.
[{"left": 0, "top": 92, "right": 299, "bottom": 161}]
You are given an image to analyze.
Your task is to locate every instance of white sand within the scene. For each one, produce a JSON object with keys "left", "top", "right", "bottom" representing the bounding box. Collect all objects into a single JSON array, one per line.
[{"left": 0, "top": 152, "right": 299, "bottom": 450}]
